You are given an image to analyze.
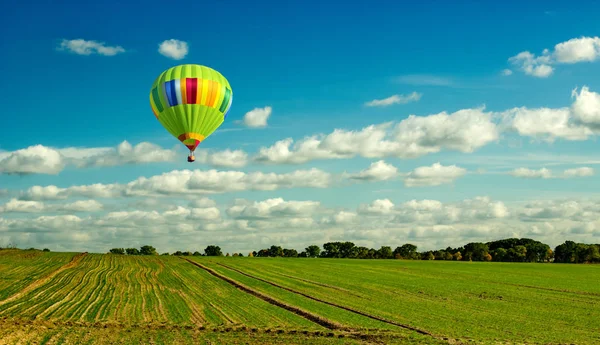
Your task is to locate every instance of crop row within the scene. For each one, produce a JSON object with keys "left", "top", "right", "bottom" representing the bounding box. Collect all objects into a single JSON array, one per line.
[
  {"left": 0, "top": 254, "right": 322, "bottom": 330},
  {"left": 0, "top": 251, "right": 76, "bottom": 301}
]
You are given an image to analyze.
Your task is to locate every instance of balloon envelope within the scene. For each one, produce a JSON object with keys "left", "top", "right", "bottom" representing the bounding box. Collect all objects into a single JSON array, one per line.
[{"left": 149, "top": 64, "right": 232, "bottom": 159}]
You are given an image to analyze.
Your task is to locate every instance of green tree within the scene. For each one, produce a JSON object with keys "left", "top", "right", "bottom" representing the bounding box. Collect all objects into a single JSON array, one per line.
[
  {"left": 139, "top": 245, "right": 157, "bottom": 256},
  {"left": 283, "top": 248, "right": 298, "bottom": 257},
  {"left": 493, "top": 248, "right": 507, "bottom": 261},
  {"left": 125, "top": 248, "right": 139, "bottom": 255},
  {"left": 204, "top": 245, "right": 223, "bottom": 256},
  {"left": 110, "top": 248, "right": 125, "bottom": 255},
  {"left": 269, "top": 245, "right": 284, "bottom": 257},
  {"left": 193, "top": 251, "right": 202, "bottom": 256},
  {"left": 394, "top": 244, "right": 418, "bottom": 259},
  {"left": 378, "top": 246, "right": 393, "bottom": 259},
  {"left": 305, "top": 245, "right": 321, "bottom": 258},
  {"left": 43, "top": 248, "right": 50, "bottom": 252}
]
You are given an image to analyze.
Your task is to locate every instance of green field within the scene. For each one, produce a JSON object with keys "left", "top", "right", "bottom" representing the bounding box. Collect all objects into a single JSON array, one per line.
[{"left": 0, "top": 250, "right": 598, "bottom": 344}]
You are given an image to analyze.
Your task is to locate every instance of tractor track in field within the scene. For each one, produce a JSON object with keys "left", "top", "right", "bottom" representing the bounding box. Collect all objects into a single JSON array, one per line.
[
  {"left": 274, "top": 272, "right": 368, "bottom": 299},
  {"left": 215, "top": 262, "right": 436, "bottom": 338},
  {"left": 480, "top": 279, "right": 600, "bottom": 297},
  {"left": 181, "top": 258, "right": 345, "bottom": 331},
  {"left": 0, "top": 252, "right": 87, "bottom": 308}
]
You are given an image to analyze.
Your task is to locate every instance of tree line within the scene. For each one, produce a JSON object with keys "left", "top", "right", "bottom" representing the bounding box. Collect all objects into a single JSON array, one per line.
[{"left": 108, "top": 238, "right": 600, "bottom": 264}]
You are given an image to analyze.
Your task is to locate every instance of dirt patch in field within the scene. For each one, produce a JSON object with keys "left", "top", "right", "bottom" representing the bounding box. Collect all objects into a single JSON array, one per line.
[
  {"left": 216, "top": 262, "right": 436, "bottom": 338},
  {"left": 182, "top": 258, "right": 344, "bottom": 331},
  {"left": 0, "top": 252, "right": 87, "bottom": 307}
]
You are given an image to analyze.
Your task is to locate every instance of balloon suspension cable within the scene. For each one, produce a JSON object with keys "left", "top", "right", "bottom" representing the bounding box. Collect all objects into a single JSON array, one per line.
[{"left": 187, "top": 149, "right": 195, "bottom": 163}]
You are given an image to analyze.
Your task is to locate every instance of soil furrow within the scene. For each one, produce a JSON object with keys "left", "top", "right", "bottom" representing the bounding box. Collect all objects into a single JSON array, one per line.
[
  {"left": 275, "top": 272, "right": 368, "bottom": 299},
  {"left": 182, "top": 258, "right": 342, "bottom": 331},
  {"left": 216, "top": 262, "right": 435, "bottom": 337}
]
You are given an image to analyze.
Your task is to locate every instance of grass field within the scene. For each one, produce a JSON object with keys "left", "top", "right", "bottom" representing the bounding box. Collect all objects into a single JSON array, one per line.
[{"left": 0, "top": 250, "right": 598, "bottom": 345}]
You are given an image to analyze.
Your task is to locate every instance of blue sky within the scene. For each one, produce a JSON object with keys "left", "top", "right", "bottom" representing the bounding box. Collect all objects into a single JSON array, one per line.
[{"left": 1, "top": 1, "right": 600, "bottom": 253}]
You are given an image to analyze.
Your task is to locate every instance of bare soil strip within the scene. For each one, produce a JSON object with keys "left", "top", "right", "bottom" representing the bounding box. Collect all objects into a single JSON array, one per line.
[
  {"left": 0, "top": 252, "right": 87, "bottom": 307},
  {"left": 0, "top": 317, "right": 452, "bottom": 344},
  {"left": 182, "top": 258, "right": 344, "bottom": 331},
  {"left": 216, "top": 262, "right": 435, "bottom": 337}
]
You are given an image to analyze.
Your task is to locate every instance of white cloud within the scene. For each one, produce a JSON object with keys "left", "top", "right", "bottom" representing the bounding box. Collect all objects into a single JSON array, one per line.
[
  {"left": 242, "top": 106, "right": 272, "bottom": 128},
  {"left": 346, "top": 160, "right": 398, "bottom": 181},
  {"left": 357, "top": 199, "right": 396, "bottom": 215},
  {"left": 0, "top": 141, "right": 250, "bottom": 175},
  {"left": 364, "top": 92, "right": 422, "bottom": 107},
  {"left": 60, "top": 200, "right": 103, "bottom": 212},
  {"left": 57, "top": 39, "right": 125, "bottom": 56},
  {"left": 0, "top": 199, "right": 46, "bottom": 213},
  {"left": 508, "top": 36, "right": 600, "bottom": 77},
  {"left": 510, "top": 167, "right": 553, "bottom": 179},
  {"left": 19, "top": 168, "right": 332, "bottom": 201},
  {"left": 124, "top": 168, "right": 331, "bottom": 197},
  {"left": 73, "top": 141, "right": 177, "bottom": 168},
  {"left": 510, "top": 167, "right": 594, "bottom": 179},
  {"left": 501, "top": 69, "right": 513, "bottom": 76},
  {"left": 404, "top": 163, "right": 467, "bottom": 187},
  {"left": 255, "top": 107, "right": 498, "bottom": 164},
  {"left": 571, "top": 86, "right": 600, "bottom": 130},
  {"left": 563, "top": 167, "right": 594, "bottom": 178},
  {"left": 4, "top": 195, "right": 600, "bottom": 253},
  {"left": 158, "top": 39, "right": 189, "bottom": 60},
  {"left": 227, "top": 198, "right": 320, "bottom": 219},
  {"left": 0, "top": 145, "right": 64, "bottom": 175},
  {"left": 195, "top": 149, "right": 248, "bottom": 168},
  {"left": 500, "top": 106, "right": 592, "bottom": 142},
  {"left": 554, "top": 36, "right": 600, "bottom": 63},
  {"left": 0, "top": 198, "right": 103, "bottom": 213},
  {"left": 508, "top": 51, "right": 554, "bottom": 77}
]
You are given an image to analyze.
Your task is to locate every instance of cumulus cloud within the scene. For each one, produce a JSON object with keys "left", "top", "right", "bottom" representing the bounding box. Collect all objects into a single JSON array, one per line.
[
  {"left": 364, "top": 92, "right": 422, "bottom": 107},
  {"left": 571, "top": 86, "right": 600, "bottom": 130},
  {"left": 57, "top": 39, "right": 125, "bottom": 56},
  {"left": 0, "top": 141, "right": 250, "bottom": 174},
  {"left": 501, "top": 69, "right": 513, "bottom": 76},
  {"left": 19, "top": 168, "right": 332, "bottom": 201},
  {"left": 346, "top": 160, "right": 398, "bottom": 181},
  {"left": 404, "top": 163, "right": 467, "bottom": 187},
  {"left": 242, "top": 106, "right": 272, "bottom": 128},
  {"left": 510, "top": 167, "right": 553, "bottom": 179},
  {"left": 158, "top": 39, "right": 189, "bottom": 60},
  {"left": 508, "top": 36, "right": 600, "bottom": 77},
  {"left": 195, "top": 149, "right": 248, "bottom": 168},
  {"left": 3, "top": 195, "right": 600, "bottom": 253},
  {"left": 0, "top": 145, "right": 65, "bottom": 175},
  {"left": 226, "top": 198, "right": 321, "bottom": 219},
  {"left": 255, "top": 107, "right": 498, "bottom": 164},
  {"left": 510, "top": 167, "right": 594, "bottom": 179},
  {"left": 499, "top": 106, "right": 592, "bottom": 142},
  {"left": 0, "top": 199, "right": 103, "bottom": 213}
]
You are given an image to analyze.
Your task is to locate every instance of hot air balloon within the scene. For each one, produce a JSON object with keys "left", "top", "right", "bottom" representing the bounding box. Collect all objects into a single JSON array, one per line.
[{"left": 149, "top": 64, "right": 233, "bottom": 162}]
